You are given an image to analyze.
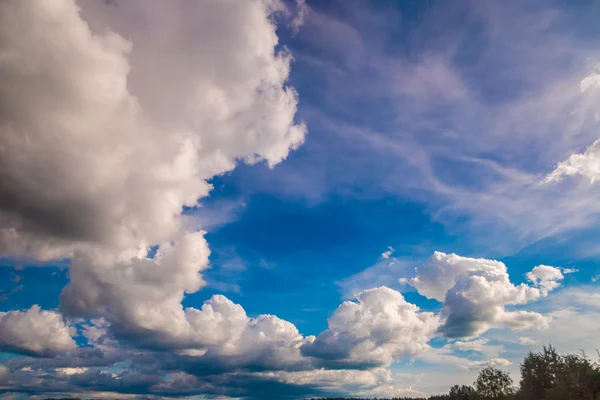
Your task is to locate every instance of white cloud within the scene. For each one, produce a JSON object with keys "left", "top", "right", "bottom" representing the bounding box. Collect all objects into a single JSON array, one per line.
[
  {"left": 0, "top": 0, "right": 305, "bottom": 259},
  {"left": 444, "top": 339, "right": 489, "bottom": 352},
  {"left": 381, "top": 246, "right": 395, "bottom": 259},
  {"left": 580, "top": 70, "right": 600, "bottom": 93},
  {"left": 0, "top": 305, "right": 76, "bottom": 357},
  {"left": 56, "top": 367, "right": 88, "bottom": 375},
  {"left": 544, "top": 138, "right": 600, "bottom": 184},
  {"left": 485, "top": 286, "right": 600, "bottom": 368},
  {"left": 297, "top": 3, "right": 600, "bottom": 256},
  {"left": 66, "top": 281, "right": 310, "bottom": 370},
  {"left": 0, "top": 1, "right": 597, "bottom": 398},
  {"left": 337, "top": 257, "right": 413, "bottom": 299},
  {"left": 61, "top": 231, "right": 211, "bottom": 348},
  {"left": 409, "top": 251, "right": 509, "bottom": 301},
  {"left": 0, "top": 0, "right": 306, "bottom": 356},
  {"left": 466, "top": 358, "right": 511, "bottom": 370},
  {"left": 560, "top": 267, "right": 578, "bottom": 274},
  {"left": 255, "top": 368, "right": 426, "bottom": 399},
  {"left": 526, "top": 265, "right": 564, "bottom": 295},
  {"left": 517, "top": 337, "right": 536, "bottom": 345},
  {"left": 290, "top": 0, "right": 309, "bottom": 33},
  {"left": 410, "top": 252, "right": 560, "bottom": 338},
  {"left": 301, "top": 287, "right": 439, "bottom": 367},
  {"left": 544, "top": 69, "right": 600, "bottom": 184}
]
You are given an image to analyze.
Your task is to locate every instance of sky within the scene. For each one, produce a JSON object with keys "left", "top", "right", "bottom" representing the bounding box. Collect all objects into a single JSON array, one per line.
[{"left": 1, "top": 0, "right": 600, "bottom": 399}]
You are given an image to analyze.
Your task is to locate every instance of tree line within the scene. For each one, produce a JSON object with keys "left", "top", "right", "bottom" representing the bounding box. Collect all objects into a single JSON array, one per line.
[{"left": 309, "top": 345, "right": 600, "bottom": 400}]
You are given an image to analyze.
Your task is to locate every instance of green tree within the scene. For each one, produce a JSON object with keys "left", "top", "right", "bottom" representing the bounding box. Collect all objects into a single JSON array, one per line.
[
  {"left": 519, "top": 345, "right": 560, "bottom": 400},
  {"left": 474, "top": 366, "right": 515, "bottom": 400},
  {"left": 449, "top": 384, "right": 475, "bottom": 400},
  {"left": 546, "top": 352, "right": 600, "bottom": 400}
]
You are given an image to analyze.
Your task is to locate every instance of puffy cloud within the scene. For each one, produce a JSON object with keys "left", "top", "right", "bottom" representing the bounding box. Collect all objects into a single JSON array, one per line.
[
  {"left": 301, "top": 287, "right": 439, "bottom": 367},
  {"left": 0, "top": 0, "right": 306, "bottom": 359},
  {"left": 526, "top": 265, "right": 564, "bottom": 295},
  {"left": 444, "top": 339, "right": 488, "bottom": 352},
  {"left": 0, "top": 305, "right": 76, "bottom": 357},
  {"left": 65, "top": 283, "right": 310, "bottom": 371},
  {"left": 544, "top": 138, "right": 600, "bottom": 184},
  {"left": 410, "top": 252, "right": 559, "bottom": 338},
  {"left": 60, "top": 231, "right": 211, "bottom": 348},
  {"left": 181, "top": 296, "right": 312, "bottom": 372},
  {"left": 0, "top": 0, "right": 305, "bottom": 261},
  {"left": 409, "top": 251, "right": 508, "bottom": 302}
]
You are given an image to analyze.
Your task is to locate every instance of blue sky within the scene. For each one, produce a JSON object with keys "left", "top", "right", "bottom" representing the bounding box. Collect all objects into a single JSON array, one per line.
[{"left": 1, "top": 0, "right": 600, "bottom": 399}]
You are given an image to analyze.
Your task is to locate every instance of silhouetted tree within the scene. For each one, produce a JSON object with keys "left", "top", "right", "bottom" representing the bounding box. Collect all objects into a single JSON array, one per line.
[
  {"left": 474, "top": 366, "right": 515, "bottom": 400},
  {"left": 519, "top": 345, "right": 560, "bottom": 400},
  {"left": 449, "top": 384, "right": 475, "bottom": 400}
]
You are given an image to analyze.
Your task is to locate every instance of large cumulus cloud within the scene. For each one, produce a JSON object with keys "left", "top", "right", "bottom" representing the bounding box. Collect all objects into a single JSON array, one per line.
[
  {"left": 409, "top": 252, "right": 563, "bottom": 338},
  {"left": 0, "top": 0, "right": 305, "bottom": 261},
  {"left": 301, "top": 287, "right": 439, "bottom": 368},
  {"left": 0, "top": 0, "right": 306, "bottom": 358},
  {"left": 0, "top": 306, "right": 76, "bottom": 357}
]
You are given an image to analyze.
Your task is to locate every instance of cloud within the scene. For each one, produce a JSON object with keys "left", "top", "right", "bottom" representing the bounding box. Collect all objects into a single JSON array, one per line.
[
  {"left": 301, "top": 287, "right": 439, "bottom": 368},
  {"left": 580, "top": 69, "right": 600, "bottom": 93},
  {"left": 0, "top": 0, "right": 307, "bottom": 358},
  {"left": 282, "top": 0, "right": 600, "bottom": 256},
  {"left": 60, "top": 231, "right": 212, "bottom": 348},
  {"left": 336, "top": 257, "right": 414, "bottom": 299},
  {"left": 0, "top": 1, "right": 596, "bottom": 398},
  {"left": 444, "top": 339, "right": 489, "bottom": 352},
  {"left": 409, "top": 252, "right": 561, "bottom": 338},
  {"left": 466, "top": 358, "right": 511, "bottom": 370},
  {"left": 560, "top": 267, "right": 579, "bottom": 274},
  {"left": 544, "top": 138, "right": 600, "bottom": 184},
  {"left": 252, "top": 367, "right": 425, "bottom": 398},
  {"left": 65, "top": 286, "right": 311, "bottom": 372},
  {"left": 526, "top": 265, "right": 564, "bottom": 295},
  {"left": 381, "top": 246, "right": 394, "bottom": 259},
  {"left": 0, "top": 0, "right": 305, "bottom": 261},
  {"left": 0, "top": 305, "right": 76, "bottom": 357},
  {"left": 482, "top": 286, "right": 600, "bottom": 373},
  {"left": 56, "top": 367, "right": 88, "bottom": 376},
  {"left": 542, "top": 70, "right": 600, "bottom": 184},
  {"left": 409, "top": 251, "right": 509, "bottom": 302},
  {"left": 517, "top": 337, "right": 536, "bottom": 345},
  {"left": 290, "top": 0, "right": 309, "bottom": 33}
]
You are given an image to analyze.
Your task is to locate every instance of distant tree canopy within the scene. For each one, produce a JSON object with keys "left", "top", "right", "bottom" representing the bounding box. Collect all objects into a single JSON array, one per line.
[{"left": 449, "top": 384, "right": 475, "bottom": 400}]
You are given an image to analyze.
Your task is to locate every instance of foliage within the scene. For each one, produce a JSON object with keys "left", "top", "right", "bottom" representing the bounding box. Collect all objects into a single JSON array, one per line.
[
  {"left": 449, "top": 384, "right": 475, "bottom": 400},
  {"left": 518, "top": 346, "right": 600, "bottom": 400},
  {"left": 473, "top": 366, "right": 515, "bottom": 399}
]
